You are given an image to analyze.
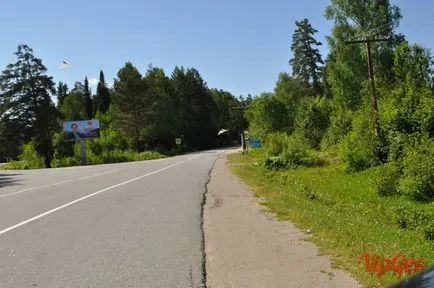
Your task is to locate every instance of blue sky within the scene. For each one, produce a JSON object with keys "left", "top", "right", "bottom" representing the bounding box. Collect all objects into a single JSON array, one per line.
[{"left": 1, "top": 0, "right": 433, "bottom": 98}]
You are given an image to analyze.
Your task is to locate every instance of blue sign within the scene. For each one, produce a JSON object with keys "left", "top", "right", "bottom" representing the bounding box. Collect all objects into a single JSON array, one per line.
[{"left": 249, "top": 138, "right": 262, "bottom": 148}]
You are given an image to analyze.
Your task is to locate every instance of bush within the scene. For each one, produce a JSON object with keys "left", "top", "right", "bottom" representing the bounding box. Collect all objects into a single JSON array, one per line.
[
  {"left": 341, "top": 131, "right": 380, "bottom": 173},
  {"left": 52, "top": 157, "right": 81, "bottom": 168},
  {"left": 260, "top": 156, "right": 288, "bottom": 170},
  {"left": 265, "top": 132, "right": 290, "bottom": 157},
  {"left": 393, "top": 203, "right": 434, "bottom": 241},
  {"left": 261, "top": 133, "right": 326, "bottom": 170},
  {"left": 281, "top": 134, "right": 312, "bottom": 167},
  {"left": 376, "top": 162, "right": 402, "bottom": 197},
  {"left": 135, "top": 151, "right": 166, "bottom": 161},
  {"left": 14, "top": 141, "right": 45, "bottom": 169},
  {"left": 340, "top": 105, "right": 381, "bottom": 173},
  {"left": 321, "top": 108, "right": 353, "bottom": 150},
  {"left": 397, "top": 138, "right": 434, "bottom": 201},
  {"left": 4, "top": 161, "right": 30, "bottom": 170},
  {"left": 295, "top": 96, "right": 331, "bottom": 150}
]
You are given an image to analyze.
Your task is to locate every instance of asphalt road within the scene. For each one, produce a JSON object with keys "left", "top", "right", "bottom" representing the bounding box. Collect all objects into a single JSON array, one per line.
[{"left": 0, "top": 150, "right": 225, "bottom": 288}]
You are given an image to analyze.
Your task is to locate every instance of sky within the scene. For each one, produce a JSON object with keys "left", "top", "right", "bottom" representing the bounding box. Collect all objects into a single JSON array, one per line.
[{"left": 1, "top": 0, "right": 433, "bottom": 98}]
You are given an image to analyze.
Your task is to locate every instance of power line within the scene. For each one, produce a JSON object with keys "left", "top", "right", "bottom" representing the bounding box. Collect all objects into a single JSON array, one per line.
[{"left": 344, "top": 38, "right": 390, "bottom": 137}]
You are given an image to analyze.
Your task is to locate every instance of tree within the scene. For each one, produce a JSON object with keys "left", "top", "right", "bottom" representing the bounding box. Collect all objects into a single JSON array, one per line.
[
  {"left": 96, "top": 70, "right": 111, "bottom": 114},
  {"left": 144, "top": 65, "right": 177, "bottom": 149},
  {"left": 112, "top": 62, "right": 152, "bottom": 152},
  {"left": 56, "top": 81, "right": 68, "bottom": 108},
  {"left": 289, "top": 19, "right": 324, "bottom": 95},
  {"left": 0, "top": 44, "right": 60, "bottom": 167},
  {"left": 211, "top": 89, "right": 240, "bottom": 146},
  {"left": 60, "top": 92, "right": 86, "bottom": 121},
  {"left": 273, "top": 72, "right": 313, "bottom": 133},
  {"left": 170, "top": 66, "right": 218, "bottom": 150},
  {"left": 245, "top": 93, "right": 290, "bottom": 141},
  {"left": 325, "top": 0, "right": 404, "bottom": 87},
  {"left": 83, "top": 77, "right": 93, "bottom": 119}
]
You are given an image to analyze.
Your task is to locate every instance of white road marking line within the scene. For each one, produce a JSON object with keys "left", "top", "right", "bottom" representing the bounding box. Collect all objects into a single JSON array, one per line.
[
  {"left": 0, "top": 158, "right": 192, "bottom": 236},
  {"left": 77, "top": 169, "right": 118, "bottom": 180},
  {"left": 0, "top": 180, "right": 74, "bottom": 199},
  {"left": 0, "top": 170, "right": 119, "bottom": 199}
]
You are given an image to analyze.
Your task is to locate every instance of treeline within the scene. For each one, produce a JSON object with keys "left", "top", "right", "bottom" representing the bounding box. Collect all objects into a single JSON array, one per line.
[
  {"left": 246, "top": 0, "right": 434, "bottom": 202},
  {"left": 0, "top": 46, "right": 250, "bottom": 168}
]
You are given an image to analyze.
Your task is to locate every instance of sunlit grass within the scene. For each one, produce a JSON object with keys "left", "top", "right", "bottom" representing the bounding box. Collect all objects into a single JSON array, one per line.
[{"left": 227, "top": 151, "right": 434, "bottom": 288}]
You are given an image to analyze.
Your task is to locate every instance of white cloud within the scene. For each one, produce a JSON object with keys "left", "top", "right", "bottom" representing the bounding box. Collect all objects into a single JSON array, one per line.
[{"left": 88, "top": 78, "right": 99, "bottom": 87}]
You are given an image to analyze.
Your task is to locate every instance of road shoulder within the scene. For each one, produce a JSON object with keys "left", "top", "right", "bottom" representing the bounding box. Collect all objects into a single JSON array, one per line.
[{"left": 204, "top": 153, "right": 361, "bottom": 288}]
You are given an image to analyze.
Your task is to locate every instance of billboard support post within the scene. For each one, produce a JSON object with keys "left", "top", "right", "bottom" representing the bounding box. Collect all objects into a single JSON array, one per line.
[{"left": 80, "top": 140, "right": 87, "bottom": 165}]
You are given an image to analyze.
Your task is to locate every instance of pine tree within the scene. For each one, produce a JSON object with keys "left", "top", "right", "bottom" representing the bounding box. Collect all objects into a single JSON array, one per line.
[
  {"left": 56, "top": 81, "right": 68, "bottom": 108},
  {"left": 112, "top": 62, "right": 152, "bottom": 152},
  {"left": 83, "top": 77, "right": 93, "bottom": 119},
  {"left": 289, "top": 19, "right": 324, "bottom": 95},
  {"left": 97, "top": 71, "right": 111, "bottom": 113},
  {"left": 0, "top": 44, "right": 60, "bottom": 167}
]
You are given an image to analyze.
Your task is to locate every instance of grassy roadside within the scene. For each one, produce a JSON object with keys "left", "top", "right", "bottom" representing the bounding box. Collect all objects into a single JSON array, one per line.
[
  {"left": 1, "top": 150, "right": 167, "bottom": 170},
  {"left": 227, "top": 151, "right": 434, "bottom": 288}
]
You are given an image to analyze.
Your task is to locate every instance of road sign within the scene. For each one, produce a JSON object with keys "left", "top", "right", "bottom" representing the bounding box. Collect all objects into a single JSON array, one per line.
[{"left": 175, "top": 138, "right": 181, "bottom": 145}]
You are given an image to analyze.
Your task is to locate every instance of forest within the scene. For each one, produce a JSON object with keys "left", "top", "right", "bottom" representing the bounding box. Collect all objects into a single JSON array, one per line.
[{"left": 0, "top": 50, "right": 250, "bottom": 168}]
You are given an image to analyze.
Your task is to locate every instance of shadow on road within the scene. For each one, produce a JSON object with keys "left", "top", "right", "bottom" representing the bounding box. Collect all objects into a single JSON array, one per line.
[{"left": 0, "top": 173, "right": 22, "bottom": 188}]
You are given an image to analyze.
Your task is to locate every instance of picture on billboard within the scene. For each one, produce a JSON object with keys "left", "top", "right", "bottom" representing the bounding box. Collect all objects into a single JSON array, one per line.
[{"left": 63, "top": 120, "right": 100, "bottom": 140}]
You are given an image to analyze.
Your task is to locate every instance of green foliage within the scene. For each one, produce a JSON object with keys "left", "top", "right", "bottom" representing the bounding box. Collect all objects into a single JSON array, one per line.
[
  {"left": 51, "top": 157, "right": 81, "bottom": 168},
  {"left": 295, "top": 96, "right": 331, "bottom": 149},
  {"left": 60, "top": 92, "right": 86, "bottom": 120},
  {"left": 398, "top": 137, "right": 434, "bottom": 201},
  {"left": 245, "top": 93, "right": 290, "bottom": 141},
  {"left": 340, "top": 105, "right": 380, "bottom": 173},
  {"left": 392, "top": 203, "right": 434, "bottom": 240},
  {"left": 134, "top": 151, "right": 166, "bottom": 161},
  {"left": 264, "top": 132, "right": 290, "bottom": 156},
  {"left": 83, "top": 77, "right": 93, "bottom": 119},
  {"left": 112, "top": 62, "right": 152, "bottom": 152},
  {"left": 55, "top": 81, "right": 68, "bottom": 109},
  {"left": 289, "top": 18, "right": 324, "bottom": 94},
  {"left": 320, "top": 107, "right": 352, "bottom": 150},
  {"left": 262, "top": 132, "right": 325, "bottom": 170},
  {"left": 376, "top": 162, "right": 402, "bottom": 197},
  {"left": 228, "top": 152, "right": 434, "bottom": 287},
  {"left": 4, "top": 141, "right": 45, "bottom": 169},
  {"left": 96, "top": 71, "right": 111, "bottom": 114},
  {"left": 0, "top": 44, "right": 60, "bottom": 168}
]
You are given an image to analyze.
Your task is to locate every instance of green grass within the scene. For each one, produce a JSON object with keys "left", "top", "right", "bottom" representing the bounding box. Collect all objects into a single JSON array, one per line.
[
  {"left": 227, "top": 151, "right": 434, "bottom": 288},
  {"left": 3, "top": 150, "right": 168, "bottom": 169}
]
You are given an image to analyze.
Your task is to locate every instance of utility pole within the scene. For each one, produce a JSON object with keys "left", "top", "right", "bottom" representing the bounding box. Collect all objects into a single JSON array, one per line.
[
  {"left": 231, "top": 105, "right": 249, "bottom": 152},
  {"left": 344, "top": 38, "right": 389, "bottom": 137}
]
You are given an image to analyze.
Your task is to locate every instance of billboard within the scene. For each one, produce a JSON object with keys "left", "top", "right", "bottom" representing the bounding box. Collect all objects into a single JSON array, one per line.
[{"left": 63, "top": 120, "right": 100, "bottom": 141}]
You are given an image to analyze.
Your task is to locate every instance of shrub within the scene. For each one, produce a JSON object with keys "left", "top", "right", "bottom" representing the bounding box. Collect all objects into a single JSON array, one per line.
[
  {"left": 18, "top": 141, "right": 45, "bottom": 169},
  {"left": 397, "top": 138, "right": 434, "bottom": 201},
  {"left": 265, "top": 132, "right": 290, "bottom": 157},
  {"left": 260, "top": 156, "right": 288, "bottom": 170},
  {"left": 341, "top": 131, "right": 380, "bottom": 173},
  {"left": 261, "top": 134, "right": 326, "bottom": 170},
  {"left": 392, "top": 203, "right": 434, "bottom": 241},
  {"left": 340, "top": 105, "right": 381, "bottom": 173},
  {"left": 52, "top": 157, "right": 81, "bottom": 168},
  {"left": 376, "top": 162, "right": 402, "bottom": 197},
  {"left": 281, "top": 134, "right": 312, "bottom": 167},
  {"left": 295, "top": 96, "right": 331, "bottom": 150},
  {"left": 135, "top": 151, "right": 166, "bottom": 161},
  {"left": 321, "top": 108, "right": 353, "bottom": 150},
  {"left": 4, "top": 161, "right": 29, "bottom": 170}
]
